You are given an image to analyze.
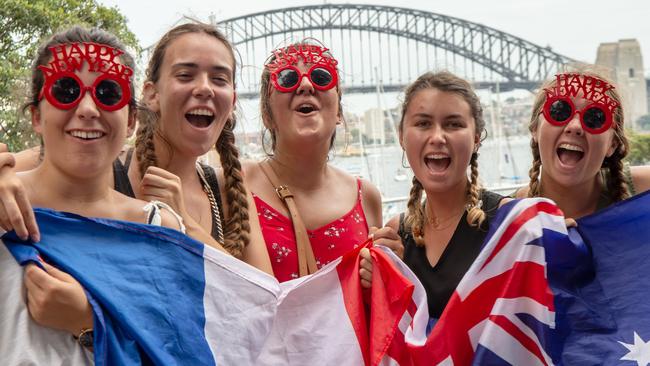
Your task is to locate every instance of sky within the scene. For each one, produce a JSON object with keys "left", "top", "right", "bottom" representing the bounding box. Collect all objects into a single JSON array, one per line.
[
  {"left": 100, "top": 0, "right": 650, "bottom": 71},
  {"left": 97, "top": 0, "right": 650, "bottom": 131}
]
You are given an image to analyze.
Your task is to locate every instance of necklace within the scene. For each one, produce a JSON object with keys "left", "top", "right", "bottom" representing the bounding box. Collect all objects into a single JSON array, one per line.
[
  {"left": 196, "top": 164, "right": 225, "bottom": 244},
  {"left": 425, "top": 200, "right": 465, "bottom": 231}
]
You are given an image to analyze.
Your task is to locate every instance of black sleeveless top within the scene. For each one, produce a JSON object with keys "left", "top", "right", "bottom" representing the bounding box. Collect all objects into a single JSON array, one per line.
[
  {"left": 112, "top": 149, "right": 226, "bottom": 240},
  {"left": 399, "top": 190, "right": 503, "bottom": 319}
]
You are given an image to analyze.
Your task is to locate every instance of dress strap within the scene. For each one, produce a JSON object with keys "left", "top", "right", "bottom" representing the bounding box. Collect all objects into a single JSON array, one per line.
[{"left": 143, "top": 200, "right": 186, "bottom": 234}]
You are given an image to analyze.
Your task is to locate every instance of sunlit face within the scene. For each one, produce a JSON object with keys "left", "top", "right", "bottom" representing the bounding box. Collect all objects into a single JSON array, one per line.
[
  {"left": 535, "top": 90, "right": 618, "bottom": 190},
  {"left": 145, "top": 32, "right": 236, "bottom": 157},
  {"left": 32, "top": 60, "right": 134, "bottom": 178},
  {"left": 400, "top": 88, "right": 478, "bottom": 194},
  {"left": 267, "top": 60, "right": 340, "bottom": 150}
]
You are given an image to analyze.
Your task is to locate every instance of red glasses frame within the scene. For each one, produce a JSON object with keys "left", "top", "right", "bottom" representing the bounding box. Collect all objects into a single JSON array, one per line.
[
  {"left": 39, "top": 72, "right": 131, "bottom": 112},
  {"left": 542, "top": 96, "right": 613, "bottom": 135},
  {"left": 270, "top": 64, "right": 338, "bottom": 93}
]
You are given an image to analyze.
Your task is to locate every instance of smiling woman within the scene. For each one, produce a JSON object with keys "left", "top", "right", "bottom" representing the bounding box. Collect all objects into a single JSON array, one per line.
[
  {"left": 243, "top": 40, "right": 384, "bottom": 282},
  {"left": 517, "top": 65, "right": 650, "bottom": 218}
]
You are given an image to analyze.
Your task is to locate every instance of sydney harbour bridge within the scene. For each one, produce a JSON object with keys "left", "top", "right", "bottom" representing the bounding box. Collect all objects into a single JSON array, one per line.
[{"left": 214, "top": 4, "right": 575, "bottom": 98}]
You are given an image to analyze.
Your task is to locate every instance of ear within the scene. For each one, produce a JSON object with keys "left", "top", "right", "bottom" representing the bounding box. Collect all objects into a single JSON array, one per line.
[
  {"left": 30, "top": 105, "right": 43, "bottom": 134},
  {"left": 232, "top": 90, "right": 237, "bottom": 109},
  {"left": 143, "top": 81, "right": 160, "bottom": 113},
  {"left": 126, "top": 109, "right": 137, "bottom": 138}
]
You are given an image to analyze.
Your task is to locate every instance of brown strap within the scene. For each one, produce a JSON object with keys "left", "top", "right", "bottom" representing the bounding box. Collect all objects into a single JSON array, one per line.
[{"left": 259, "top": 160, "right": 318, "bottom": 277}]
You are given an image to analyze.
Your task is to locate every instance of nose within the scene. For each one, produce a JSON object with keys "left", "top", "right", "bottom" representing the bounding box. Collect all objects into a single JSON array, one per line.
[
  {"left": 428, "top": 124, "right": 446, "bottom": 145},
  {"left": 75, "top": 90, "right": 100, "bottom": 120},
  {"left": 295, "top": 73, "right": 315, "bottom": 95},
  {"left": 563, "top": 112, "right": 584, "bottom": 136},
  {"left": 193, "top": 74, "right": 215, "bottom": 99}
]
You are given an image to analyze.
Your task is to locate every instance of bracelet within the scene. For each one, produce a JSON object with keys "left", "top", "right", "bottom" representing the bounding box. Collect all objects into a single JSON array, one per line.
[{"left": 73, "top": 328, "right": 93, "bottom": 348}]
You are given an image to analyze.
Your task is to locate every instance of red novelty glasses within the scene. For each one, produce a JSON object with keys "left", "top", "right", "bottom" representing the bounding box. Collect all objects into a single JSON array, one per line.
[
  {"left": 270, "top": 64, "right": 337, "bottom": 93},
  {"left": 542, "top": 96, "right": 613, "bottom": 134},
  {"left": 39, "top": 72, "right": 131, "bottom": 112}
]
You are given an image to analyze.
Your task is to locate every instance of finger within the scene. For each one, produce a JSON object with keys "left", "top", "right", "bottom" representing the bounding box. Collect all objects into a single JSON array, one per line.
[
  {"left": 145, "top": 166, "right": 181, "bottom": 181},
  {"left": 141, "top": 173, "right": 177, "bottom": 188},
  {"left": 565, "top": 218, "right": 578, "bottom": 228},
  {"left": 0, "top": 153, "right": 16, "bottom": 168},
  {"left": 24, "top": 264, "right": 49, "bottom": 292},
  {"left": 0, "top": 143, "right": 8, "bottom": 152},
  {"left": 361, "top": 279, "right": 371, "bottom": 289},
  {"left": 360, "top": 257, "right": 374, "bottom": 272},
  {"left": 372, "top": 227, "right": 400, "bottom": 241},
  {"left": 1, "top": 198, "right": 28, "bottom": 240},
  {"left": 41, "top": 262, "right": 75, "bottom": 283},
  {"left": 359, "top": 247, "right": 371, "bottom": 261},
  {"left": 359, "top": 268, "right": 372, "bottom": 283},
  {"left": 368, "top": 226, "right": 379, "bottom": 236},
  {"left": 15, "top": 187, "right": 39, "bottom": 242},
  {"left": 0, "top": 203, "right": 14, "bottom": 232}
]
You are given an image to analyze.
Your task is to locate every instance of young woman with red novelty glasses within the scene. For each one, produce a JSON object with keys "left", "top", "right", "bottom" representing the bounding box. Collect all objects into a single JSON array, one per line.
[
  {"left": 515, "top": 66, "right": 650, "bottom": 218},
  {"left": 0, "top": 23, "right": 273, "bottom": 356},
  {"left": 243, "top": 41, "right": 393, "bottom": 282},
  {"left": 0, "top": 26, "right": 193, "bottom": 364}
]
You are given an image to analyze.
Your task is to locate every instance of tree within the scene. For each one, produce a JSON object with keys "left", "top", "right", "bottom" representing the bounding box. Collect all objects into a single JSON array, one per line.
[
  {"left": 626, "top": 129, "right": 650, "bottom": 165},
  {"left": 0, "top": 0, "right": 139, "bottom": 151}
]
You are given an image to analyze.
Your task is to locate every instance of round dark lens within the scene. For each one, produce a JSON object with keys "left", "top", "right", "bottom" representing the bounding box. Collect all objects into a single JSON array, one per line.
[
  {"left": 95, "top": 79, "right": 123, "bottom": 106},
  {"left": 51, "top": 77, "right": 80, "bottom": 104},
  {"left": 310, "top": 67, "right": 333, "bottom": 87},
  {"left": 277, "top": 69, "right": 299, "bottom": 88},
  {"left": 548, "top": 99, "right": 573, "bottom": 122},
  {"left": 582, "top": 107, "right": 606, "bottom": 130}
]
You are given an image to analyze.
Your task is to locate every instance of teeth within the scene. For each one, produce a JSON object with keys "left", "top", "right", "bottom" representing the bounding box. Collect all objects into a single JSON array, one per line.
[
  {"left": 70, "top": 130, "right": 103, "bottom": 139},
  {"left": 426, "top": 153, "right": 449, "bottom": 159},
  {"left": 558, "top": 143, "right": 583, "bottom": 152},
  {"left": 298, "top": 103, "right": 316, "bottom": 110},
  {"left": 187, "top": 108, "right": 214, "bottom": 117}
]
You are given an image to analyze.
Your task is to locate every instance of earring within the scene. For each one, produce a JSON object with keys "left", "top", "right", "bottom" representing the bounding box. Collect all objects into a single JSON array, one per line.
[{"left": 401, "top": 150, "right": 410, "bottom": 168}]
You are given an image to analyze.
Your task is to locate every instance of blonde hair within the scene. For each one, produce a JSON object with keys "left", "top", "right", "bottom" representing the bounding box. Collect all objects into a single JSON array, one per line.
[
  {"left": 399, "top": 71, "right": 486, "bottom": 246},
  {"left": 526, "top": 64, "right": 629, "bottom": 202},
  {"left": 134, "top": 22, "right": 249, "bottom": 257}
]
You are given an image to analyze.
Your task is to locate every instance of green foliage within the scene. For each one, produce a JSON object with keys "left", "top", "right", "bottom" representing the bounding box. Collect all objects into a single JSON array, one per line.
[
  {"left": 0, "top": 0, "right": 139, "bottom": 151},
  {"left": 636, "top": 114, "right": 650, "bottom": 131},
  {"left": 626, "top": 129, "right": 650, "bottom": 165}
]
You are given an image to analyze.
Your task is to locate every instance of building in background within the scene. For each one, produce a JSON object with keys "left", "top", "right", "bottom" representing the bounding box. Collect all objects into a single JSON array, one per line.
[{"left": 596, "top": 39, "right": 648, "bottom": 129}]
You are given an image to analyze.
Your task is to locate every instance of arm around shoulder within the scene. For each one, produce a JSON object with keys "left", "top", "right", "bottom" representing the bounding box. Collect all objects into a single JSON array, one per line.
[{"left": 631, "top": 165, "right": 650, "bottom": 195}]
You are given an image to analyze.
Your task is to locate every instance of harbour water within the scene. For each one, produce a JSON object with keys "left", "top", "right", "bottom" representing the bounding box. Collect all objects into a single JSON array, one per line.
[{"left": 328, "top": 136, "right": 533, "bottom": 220}]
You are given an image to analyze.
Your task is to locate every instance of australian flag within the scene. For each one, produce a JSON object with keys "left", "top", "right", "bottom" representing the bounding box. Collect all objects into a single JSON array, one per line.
[{"left": 378, "top": 192, "right": 650, "bottom": 365}]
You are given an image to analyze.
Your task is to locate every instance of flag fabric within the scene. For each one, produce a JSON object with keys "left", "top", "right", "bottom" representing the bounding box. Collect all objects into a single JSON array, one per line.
[
  {"left": 3, "top": 192, "right": 650, "bottom": 365},
  {"left": 555, "top": 190, "right": 650, "bottom": 365},
  {"left": 0, "top": 208, "right": 378, "bottom": 365}
]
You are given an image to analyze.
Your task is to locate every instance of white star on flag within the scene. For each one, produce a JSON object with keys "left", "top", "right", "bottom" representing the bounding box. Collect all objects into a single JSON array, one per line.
[{"left": 620, "top": 332, "right": 650, "bottom": 366}]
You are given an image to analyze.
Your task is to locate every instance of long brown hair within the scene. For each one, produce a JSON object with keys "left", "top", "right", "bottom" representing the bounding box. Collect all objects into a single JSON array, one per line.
[
  {"left": 526, "top": 65, "right": 629, "bottom": 202},
  {"left": 399, "top": 71, "right": 487, "bottom": 246},
  {"left": 134, "top": 22, "right": 249, "bottom": 257}
]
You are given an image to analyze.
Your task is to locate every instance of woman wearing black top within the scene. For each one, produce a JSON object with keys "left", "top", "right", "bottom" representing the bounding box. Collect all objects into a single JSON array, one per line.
[{"left": 361, "top": 71, "right": 508, "bottom": 319}]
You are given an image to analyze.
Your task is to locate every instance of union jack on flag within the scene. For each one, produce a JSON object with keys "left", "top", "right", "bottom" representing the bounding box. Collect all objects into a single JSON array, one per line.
[{"left": 369, "top": 198, "right": 571, "bottom": 365}]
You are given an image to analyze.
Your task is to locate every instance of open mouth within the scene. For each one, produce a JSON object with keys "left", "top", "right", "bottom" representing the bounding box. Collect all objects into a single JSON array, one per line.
[
  {"left": 424, "top": 154, "right": 451, "bottom": 172},
  {"left": 556, "top": 143, "right": 584, "bottom": 166},
  {"left": 185, "top": 108, "right": 215, "bottom": 128},
  {"left": 295, "top": 103, "right": 318, "bottom": 115},
  {"left": 69, "top": 130, "right": 105, "bottom": 141}
]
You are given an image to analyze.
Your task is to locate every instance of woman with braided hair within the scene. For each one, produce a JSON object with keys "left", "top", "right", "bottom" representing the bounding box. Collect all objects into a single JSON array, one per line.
[
  {"left": 514, "top": 66, "right": 650, "bottom": 217},
  {"left": 361, "top": 71, "right": 509, "bottom": 319},
  {"left": 1, "top": 22, "right": 272, "bottom": 271}
]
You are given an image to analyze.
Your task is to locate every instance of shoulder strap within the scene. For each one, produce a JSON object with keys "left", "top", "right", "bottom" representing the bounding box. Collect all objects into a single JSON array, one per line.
[
  {"left": 143, "top": 200, "right": 186, "bottom": 234},
  {"left": 258, "top": 160, "right": 318, "bottom": 277},
  {"left": 623, "top": 162, "right": 637, "bottom": 196}
]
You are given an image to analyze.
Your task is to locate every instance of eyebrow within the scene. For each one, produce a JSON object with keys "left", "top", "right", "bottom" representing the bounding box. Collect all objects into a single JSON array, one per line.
[{"left": 171, "top": 62, "right": 232, "bottom": 73}]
